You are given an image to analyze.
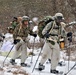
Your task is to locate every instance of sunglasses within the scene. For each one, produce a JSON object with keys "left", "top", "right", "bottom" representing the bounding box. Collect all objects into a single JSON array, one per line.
[{"left": 57, "top": 16, "right": 64, "bottom": 20}]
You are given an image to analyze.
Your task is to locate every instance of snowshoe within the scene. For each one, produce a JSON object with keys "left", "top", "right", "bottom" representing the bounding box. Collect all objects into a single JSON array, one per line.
[
  {"left": 38, "top": 63, "right": 45, "bottom": 71},
  {"left": 20, "top": 63, "right": 31, "bottom": 67},
  {"left": 46, "top": 59, "right": 51, "bottom": 64},
  {"left": 50, "top": 69, "right": 59, "bottom": 74},
  {"left": 48, "top": 59, "right": 51, "bottom": 63},
  {"left": 10, "top": 59, "right": 16, "bottom": 65},
  {"left": 58, "top": 61, "right": 66, "bottom": 66}
]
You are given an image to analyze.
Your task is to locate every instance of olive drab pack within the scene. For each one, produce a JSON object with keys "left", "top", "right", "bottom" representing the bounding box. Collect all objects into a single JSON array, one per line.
[{"left": 38, "top": 16, "right": 54, "bottom": 38}]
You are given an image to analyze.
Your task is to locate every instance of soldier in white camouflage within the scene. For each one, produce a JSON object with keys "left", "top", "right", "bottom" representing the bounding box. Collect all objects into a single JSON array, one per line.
[
  {"left": 10, "top": 16, "right": 37, "bottom": 67},
  {"left": 38, "top": 13, "right": 66, "bottom": 74}
]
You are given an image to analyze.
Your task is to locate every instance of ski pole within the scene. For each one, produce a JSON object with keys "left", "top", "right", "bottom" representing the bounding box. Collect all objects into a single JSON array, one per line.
[
  {"left": 3, "top": 45, "right": 14, "bottom": 67},
  {"left": 64, "top": 62, "right": 76, "bottom": 75},
  {"left": 32, "top": 46, "right": 43, "bottom": 73},
  {"left": 30, "top": 37, "right": 35, "bottom": 63},
  {"left": 67, "top": 32, "right": 72, "bottom": 71},
  {"left": 67, "top": 42, "right": 70, "bottom": 71}
]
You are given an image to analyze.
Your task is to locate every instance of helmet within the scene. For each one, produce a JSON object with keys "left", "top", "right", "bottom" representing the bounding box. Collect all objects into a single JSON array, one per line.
[
  {"left": 22, "top": 16, "right": 30, "bottom": 24},
  {"left": 22, "top": 16, "right": 30, "bottom": 21},
  {"left": 54, "top": 13, "right": 64, "bottom": 20}
]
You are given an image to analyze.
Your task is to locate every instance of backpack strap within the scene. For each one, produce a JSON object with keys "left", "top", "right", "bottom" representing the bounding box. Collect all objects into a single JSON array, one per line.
[{"left": 45, "top": 21, "right": 55, "bottom": 35}]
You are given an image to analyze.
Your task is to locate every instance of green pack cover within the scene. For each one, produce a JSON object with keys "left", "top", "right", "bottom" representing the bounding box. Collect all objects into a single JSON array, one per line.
[{"left": 38, "top": 16, "right": 54, "bottom": 38}]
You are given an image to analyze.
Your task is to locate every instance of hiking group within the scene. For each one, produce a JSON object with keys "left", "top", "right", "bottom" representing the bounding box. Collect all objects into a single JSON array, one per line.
[{"left": 0, "top": 13, "right": 72, "bottom": 74}]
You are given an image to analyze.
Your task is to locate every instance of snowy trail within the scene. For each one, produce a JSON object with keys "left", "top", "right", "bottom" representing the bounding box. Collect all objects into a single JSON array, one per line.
[{"left": 0, "top": 51, "right": 76, "bottom": 75}]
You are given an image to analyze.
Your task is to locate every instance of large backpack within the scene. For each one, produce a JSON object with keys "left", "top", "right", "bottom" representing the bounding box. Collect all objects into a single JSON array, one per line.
[{"left": 38, "top": 16, "right": 54, "bottom": 38}]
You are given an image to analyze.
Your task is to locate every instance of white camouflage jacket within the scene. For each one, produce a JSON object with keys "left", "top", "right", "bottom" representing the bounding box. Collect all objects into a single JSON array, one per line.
[{"left": 42, "top": 21, "right": 66, "bottom": 42}]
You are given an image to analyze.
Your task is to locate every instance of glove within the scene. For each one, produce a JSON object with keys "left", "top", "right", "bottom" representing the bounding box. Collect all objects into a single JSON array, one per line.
[
  {"left": 67, "top": 32, "right": 72, "bottom": 37},
  {"left": 13, "top": 39, "right": 20, "bottom": 44},
  {"left": 44, "top": 33, "right": 50, "bottom": 38},
  {"left": 32, "top": 34, "right": 37, "bottom": 37},
  {"left": 3, "top": 36, "right": 5, "bottom": 39},
  {"left": 67, "top": 32, "right": 72, "bottom": 42}
]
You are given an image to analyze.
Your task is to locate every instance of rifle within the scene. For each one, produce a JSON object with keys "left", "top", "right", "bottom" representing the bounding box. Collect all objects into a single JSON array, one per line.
[{"left": 65, "top": 21, "right": 76, "bottom": 28}]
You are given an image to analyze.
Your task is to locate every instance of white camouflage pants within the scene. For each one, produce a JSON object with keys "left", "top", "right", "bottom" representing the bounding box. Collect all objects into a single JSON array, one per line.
[
  {"left": 12, "top": 40, "right": 27, "bottom": 63},
  {"left": 40, "top": 42, "right": 51, "bottom": 64},
  {"left": 40, "top": 41, "right": 60, "bottom": 70}
]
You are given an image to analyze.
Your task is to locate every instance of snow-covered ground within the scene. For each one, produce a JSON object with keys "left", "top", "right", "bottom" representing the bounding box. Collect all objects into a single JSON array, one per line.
[{"left": 0, "top": 50, "right": 76, "bottom": 75}]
